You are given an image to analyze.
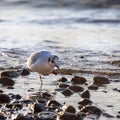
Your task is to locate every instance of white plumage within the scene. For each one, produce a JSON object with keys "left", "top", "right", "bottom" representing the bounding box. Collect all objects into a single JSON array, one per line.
[{"left": 27, "top": 51, "right": 59, "bottom": 85}]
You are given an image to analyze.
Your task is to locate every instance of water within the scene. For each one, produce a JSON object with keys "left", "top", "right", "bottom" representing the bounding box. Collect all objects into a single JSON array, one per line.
[{"left": 0, "top": 1, "right": 120, "bottom": 119}]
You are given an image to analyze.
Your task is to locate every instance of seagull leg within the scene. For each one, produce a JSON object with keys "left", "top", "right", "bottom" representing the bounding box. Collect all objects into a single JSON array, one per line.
[{"left": 39, "top": 74, "right": 43, "bottom": 87}]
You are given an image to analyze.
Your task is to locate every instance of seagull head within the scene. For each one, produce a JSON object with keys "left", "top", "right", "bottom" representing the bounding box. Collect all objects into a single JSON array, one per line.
[{"left": 48, "top": 55, "right": 60, "bottom": 69}]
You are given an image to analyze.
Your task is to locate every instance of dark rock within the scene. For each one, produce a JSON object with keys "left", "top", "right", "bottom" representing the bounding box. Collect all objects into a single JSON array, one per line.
[
  {"left": 88, "top": 84, "right": 99, "bottom": 90},
  {"left": 0, "top": 77, "right": 15, "bottom": 86},
  {"left": 68, "top": 85, "right": 84, "bottom": 92},
  {"left": 47, "top": 100, "right": 61, "bottom": 107},
  {"left": 61, "top": 88, "right": 73, "bottom": 97},
  {"left": 0, "top": 70, "right": 19, "bottom": 78},
  {"left": 5, "top": 104, "right": 13, "bottom": 109},
  {"left": 81, "top": 90, "right": 90, "bottom": 98},
  {"left": 21, "top": 69, "right": 30, "bottom": 76},
  {"left": 21, "top": 99, "right": 34, "bottom": 104},
  {"left": 7, "top": 86, "right": 15, "bottom": 89},
  {"left": 31, "top": 103, "right": 46, "bottom": 113},
  {"left": 38, "top": 99, "right": 47, "bottom": 105},
  {"left": 62, "top": 105, "right": 76, "bottom": 113},
  {"left": 41, "top": 92, "right": 52, "bottom": 99},
  {"left": 77, "top": 112, "right": 85, "bottom": 120},
  {"left": 102, "top": 112, "right": 114, "bottom": 118},
  {"left": 14, "top": 103, "right": 23, "bottom": 110},
  {"left": 37, "top": 112, "right": 56, "bottom": 120},
  {"left": 58, "top": 77, "right": 68, "bottom": 82},
  {"left": 0, "top": 114, "right": 6, "bottom": 120},
  {"left": 78, "top": 98, "right": 92, "bottom": 106},
  {"left": 59, "top": 83, "right": 69, "bottom": 88},
  {"left": 80, "top": 106, "right": 101, "bottom": 116},
  {"left": 15, "top": 94, "right": 22, "bottom": 100},
  {"left": 0, "top": 94, "right": 10, "bottom": 103},
  {"left": 13, "top": 113, "right": 28, "bottom": 120},
  {"left": 71, "top": 76, "right": 86, "bottom": 84},
  {"left": 93, "top": 76, "right": 110, "bottom": 85},
  {"left": 113, "top": 88, "right": 120, "bottom": 92},
  {"left": 116, "top": 115, "right": 120, "bottom": 118},
  {"left": 0, "top": 90, "right": 3, "bottom": 93},
  {"left": 57, "top": 112, "right": 78, "bottom": 120}
]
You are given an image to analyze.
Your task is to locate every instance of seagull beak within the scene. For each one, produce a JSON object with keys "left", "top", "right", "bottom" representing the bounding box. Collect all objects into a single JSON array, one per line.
[{"left": 56, "top": 65, "right": 60, "bottom": 70}]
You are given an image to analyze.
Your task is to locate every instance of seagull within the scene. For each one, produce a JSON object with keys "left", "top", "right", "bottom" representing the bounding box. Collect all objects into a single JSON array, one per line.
[{"left": 27, "top": 51, "right": 60, "bottom": 85}]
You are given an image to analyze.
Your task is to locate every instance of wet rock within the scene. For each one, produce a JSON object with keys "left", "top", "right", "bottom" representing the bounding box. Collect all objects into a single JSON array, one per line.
[
  {"left": 59, "top": 83, "right": 69, "bottom": 88},
  {"left": 0, "top": 77, "right": 15, "bottom": 86},
  {"left": 58, "top": 77, "right": 68, "bottom": 82},
  {"left": 9, "top": 93, "right": 20, "bottom": 99},
  {"left": 81, "top": 90, "right": 90, "bottom": 98},
  {"left": 21, "top": 99, "right": 34, "bottom": 104},
  {"left": 62, "top": 105, "right": 76, "bottom": 113},
  {"left": 47, "top": 100, "right": 61, "bottom": 108},
  {"left": 5, "top": 104, "right": 13, "bottom": 109},
  {"left": 38, "top": 99, "right": 47, "bottom": 105},
  {"left": 7, "top": 86, "right": 15, "bottom": 89},
  {"left": 68, "top": 85, "right": 84, "bottom": 92},
  {"left": 15, "top": 94, "right": 22, "bottom": 100},
  {"left": 113, "top": 88, "right": 120, "bottom": 92},
  {"left": 0, "top": 94, "right": 10, "bottom": 103},
  {"left": 116, "top": 115, "right": 120, "bottom": 118},
  {"left": 41, "top": 92, "right": 52, "bottom": 99},
  {"left": 88, "top": 84, "right": 99, "bottom": 90},
  {"left": 71, "top": 76, "right": 86, "bottom": 84},
  {"left": 57, "top": 111, "right": 78, "bottom": 120},
  {"left": 61, "top": 88, "right": 73, "bottom": 97},
  {"left": 102, "top": 112, "right": 114, "bottom": 118},
  {"left": 93, "top": 76, "right": 110, "bottom": 86},
  {"left": 0, "top": 70, "right": 19, "bottom": 78},
  {"left": 0, "top": 90, "right": 3, "bottom": 93},
  {"left": 37, "top": 112, "right": 56, "bottom": 120},
  {"left": 78, "top": 98, "right": 92, "bottom": 106},
  {"left": 31, "top": 103, "right": 46, "bottom": 113},
  {"left": 77, "top": 112, "right": 86, "bottom": 120},
  {"left": 13, "top": 113, "right": 29, "bottom": 120},
  {"left": 80, "top": 106, "right": 101, "bottom": 116},
  {"left": 0, "top": 114, "right": 6, "bottom": 120},
  {"left": 21, "top": 69, "right": 30, "bottom": 76}
]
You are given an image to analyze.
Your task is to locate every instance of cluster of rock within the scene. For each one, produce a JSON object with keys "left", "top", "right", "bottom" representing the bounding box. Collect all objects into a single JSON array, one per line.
[{"left": 0, "top": 69, "right": 120, "bottom": 120}]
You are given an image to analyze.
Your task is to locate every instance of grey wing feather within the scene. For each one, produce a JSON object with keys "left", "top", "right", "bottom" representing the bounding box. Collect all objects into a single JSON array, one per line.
[{"left": 27, "top": 51, "right": 51, "bottom": 67}]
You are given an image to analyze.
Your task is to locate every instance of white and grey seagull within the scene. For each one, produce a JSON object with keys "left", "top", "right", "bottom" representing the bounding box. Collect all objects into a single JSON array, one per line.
[{"left": 27, "top": 51, "right": 60, "bottom": 85}]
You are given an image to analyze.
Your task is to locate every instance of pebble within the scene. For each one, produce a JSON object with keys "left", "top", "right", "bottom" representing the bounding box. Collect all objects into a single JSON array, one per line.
[
  {"left": 93, "top": 76, "right": 110, "bottom": 86},
  {"left": 37, "top": 112, "right": 56, "bottom": 120},
  {"left": 59, "top": 83, "right": 69, "bottom": 88},
  {"left": 80, "top": 106, "right": 101, "bottom": 116},
  {"left": 0, "top": 90, "right": 3, "bottom": 93},
  {"left": 71, "top": 76, "right": 86, "bottom": 84},
  {"left": 57, "top": 111, "right": 78, "bottom": 120},
  {"left": 68, "top": 85, "right": 84, "bottom": 92},
  {"left": 62, "top": 105, "right": 76, "bottom": 113},
  {"left": 61, "top": 88, "right": 73, "bottom": 97},
  {"left": 88, "top": 84, "right": 99, "bottom": 90},
  {"left": 58, "top": 77, "right": 68, "bottom": 82},
  {"left": 81, "top": 90, "right": 90, "bottom": 98},
  {"left": 102, "top": 112, "right": 114, "bottom": 118},
  {"left": 31, "top": 103, "right": 46, "bottom": 113},
  {"left": 0, "top": 70, "right": 19, "bottom": 78},
  {"left": 0, "top": 76, "right": 15, "bottom": 86},
  {"left": 0, "top": 93, "right": 10, "bottom": 103},
  {"left": 78, "top": 98, "right": 92, "bottom": 106},
  {"left": 21, "top": 69, "right": 30, "bottom": 76},
  {"left": 47, "top": 100, "right": 61, "bottom": 108},
  {"left": 0, "top": 114, "right": 6, "bottom": 120}
]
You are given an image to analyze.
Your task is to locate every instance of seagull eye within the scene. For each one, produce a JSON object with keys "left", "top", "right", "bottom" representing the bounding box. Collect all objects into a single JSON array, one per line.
[{"left": 51, "top": 60, "right": 54, "bottom": 63}]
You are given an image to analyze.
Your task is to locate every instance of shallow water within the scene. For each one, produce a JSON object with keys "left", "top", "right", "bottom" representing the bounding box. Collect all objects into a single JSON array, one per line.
[{"left": 0, "top": 1, "right": 120, "bottom": 119}]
